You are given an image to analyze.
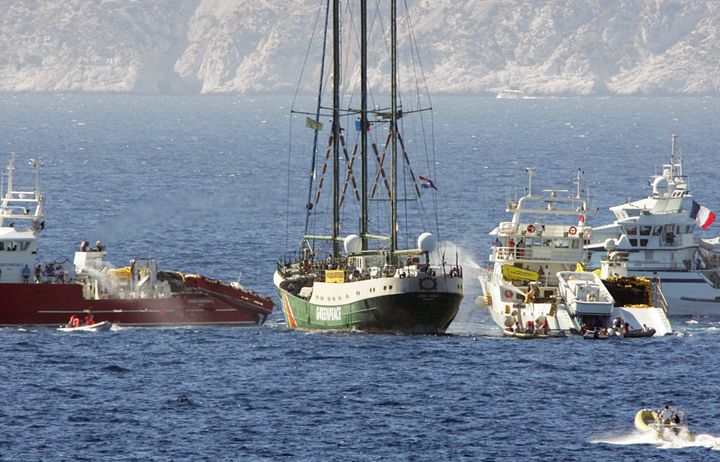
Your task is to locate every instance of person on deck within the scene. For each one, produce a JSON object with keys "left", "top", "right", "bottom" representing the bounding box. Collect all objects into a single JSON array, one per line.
[
  {"left": 34, "top": 265, "right": 42, "bottom": 283},
  {"left": 659, "top": 405, "right": 671, "bottom": 424},
  {"left": 21, "top": 264, "right": 30, "bottom": 284}
]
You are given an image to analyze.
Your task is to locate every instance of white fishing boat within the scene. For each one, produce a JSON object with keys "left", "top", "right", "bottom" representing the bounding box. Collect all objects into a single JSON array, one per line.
[
  {"left": 274, "top": 0, "right": 463, "bottom": 333},
  {"left": 589, "top": 135, "right": 720, "bottom": 315},
  {"left": 58, "top": 321, "right": 113, "bottom": 332},
  {"left": 478, "top": 168, "right": 672, "bottom": 337}
]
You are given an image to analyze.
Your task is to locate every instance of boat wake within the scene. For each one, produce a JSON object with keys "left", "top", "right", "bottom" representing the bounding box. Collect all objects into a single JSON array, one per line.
[{"left": 591, "top": 431, "right": 720, "bottom": 451}]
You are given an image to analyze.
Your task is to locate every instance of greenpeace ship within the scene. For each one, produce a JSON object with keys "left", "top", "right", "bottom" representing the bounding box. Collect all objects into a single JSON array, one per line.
[{"left": 0, "top": 154, "right": 273, "bottom": 326}]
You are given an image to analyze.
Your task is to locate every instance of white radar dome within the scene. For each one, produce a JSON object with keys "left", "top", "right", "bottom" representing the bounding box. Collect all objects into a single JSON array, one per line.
[
  {"left": 652, "top": 176, "right": 670, "bottom": 195},
  {"left": 604, "top": 238, "right": 617, "bottom": 251},
  {"left": 344, "top": 234, "right": 362, "bottom": 254},
  {"left": 417, "top": 232, "right": 437, "bottom": 253}
]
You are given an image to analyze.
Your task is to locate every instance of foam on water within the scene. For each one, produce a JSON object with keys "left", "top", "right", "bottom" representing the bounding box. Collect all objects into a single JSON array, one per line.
[{"left": 591, "top": 431, "right": 720, "bottom": 451}]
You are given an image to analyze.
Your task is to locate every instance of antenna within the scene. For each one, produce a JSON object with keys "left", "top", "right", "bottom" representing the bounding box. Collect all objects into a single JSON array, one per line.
[
  {"left": 670, "top": 134, "right": 677, "bottom": 179},
  {"left": 526, "top": 167, "right": 535, "bottom": 196}
]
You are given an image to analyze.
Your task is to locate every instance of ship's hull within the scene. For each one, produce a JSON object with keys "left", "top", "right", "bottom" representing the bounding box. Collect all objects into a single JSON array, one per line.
[
  {"left": 626, "top": 269, "right": 720, "bottom": 316},
  {"left": 275, "top": 272, "right": 462, "bottom": 334},
  {"left": 0, "top": 281, "right": 274, "bottom": 326}
]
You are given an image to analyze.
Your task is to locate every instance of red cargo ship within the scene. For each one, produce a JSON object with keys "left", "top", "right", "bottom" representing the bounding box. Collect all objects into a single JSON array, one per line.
[{"left": 0, "top": 154, "right": 273, "bottom": 326}]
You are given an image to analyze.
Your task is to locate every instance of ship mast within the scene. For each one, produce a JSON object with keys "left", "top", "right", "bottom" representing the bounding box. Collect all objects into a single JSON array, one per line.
[
  {"left": 360, "top": 0, "right": 368, "bottom": 250},
  {"left": 331, "top": 0, "right": 341, "bottom": 259},
  {"left": 390, "top": 0, "right": 398, "bottom": 257}
]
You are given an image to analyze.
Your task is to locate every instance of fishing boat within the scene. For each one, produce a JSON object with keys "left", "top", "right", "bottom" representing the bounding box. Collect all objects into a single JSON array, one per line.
[
  {"left": 0, "top": 154, "right": 273, "bottom": 326},
  {"left": 479, "top": 168, "right": 672, "bottom": 337},
  {"left": 58, "top": 321, "right": 113, "bottom": 332},
  {"left": 635, "top": 407, "right": 695, "bottom": 441},
  {"left": 274, "top": 0, "right": 463, "bottom": 333},
  {"left": 589, "top": 135, "right": 720, "bottom": 315}
]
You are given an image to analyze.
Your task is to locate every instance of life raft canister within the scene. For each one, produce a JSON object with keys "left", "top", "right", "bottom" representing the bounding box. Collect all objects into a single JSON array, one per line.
[
  {"left": 568, "top": 226, "right": 577, "bottom": 235},
  {"left": 527, "top": 224, "right": 536, "bottom": 233}
]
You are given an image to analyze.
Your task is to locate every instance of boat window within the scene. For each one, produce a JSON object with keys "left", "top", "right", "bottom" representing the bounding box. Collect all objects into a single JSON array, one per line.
[
  {"left": 639, "top": 226, "right": 652, "bottom": 236},
  {"left": 652, "top": 226, "right": 662, "bottom": 235},
  {"left": 627, "top": 226, "right": 638, "bottom": 235},
  {"left": 554, "top": 239, "right": 570, "bottom": 248},
  {"left": 688, "top": 224, "right": 696, "bottom": 233},
  {"left": 629, "top": 239, "right": 637, "bottom": 247},
  {"left": 543, "top": 239, "right": 552, "bottom": 247},
  {"left": 640, "top": 239, "right": 648, "bottom": 247},
  {"left": 625, "top": 209, "right": 641, "bottom": 218},
  {"left": 684, "top": 225, "right": 693, "bottom": 234},
  {"left": 571, "top": 240, "right": 579, "bottom": 249},
  {"left": 0, "top": 242, "right": 3, "bottom": 250}
]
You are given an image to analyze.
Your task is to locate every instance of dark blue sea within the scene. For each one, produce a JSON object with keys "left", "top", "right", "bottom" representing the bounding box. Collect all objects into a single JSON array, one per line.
[{"left": 2, "top": 94, "right": 720, "bottom": 461}]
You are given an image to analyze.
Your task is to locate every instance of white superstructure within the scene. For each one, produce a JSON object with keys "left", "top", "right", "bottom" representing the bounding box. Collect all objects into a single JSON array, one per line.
[
  {"left": 589, "top": 135, "right": 720, "bottom": 315},
  {"left": 479, "top": 168, "right": 671, "bottom": 336}
]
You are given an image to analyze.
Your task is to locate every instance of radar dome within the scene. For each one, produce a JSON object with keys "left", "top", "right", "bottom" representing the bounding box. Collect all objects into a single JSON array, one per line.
[
  {"left": 343, "top": 234, "right": 362, "bottom": 254},
  {"left": 417, "top": 232, "right": 437, "bottom": 252},
  {"left": 653, "top": 176, "right": 670, "bottom": 195},
  {"left": 604, "top": 238, "right": 617, "bottom": 251}
]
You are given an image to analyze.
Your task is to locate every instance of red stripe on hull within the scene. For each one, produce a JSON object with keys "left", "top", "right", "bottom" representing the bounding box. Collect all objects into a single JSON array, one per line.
[{"left": 0, "top": 282, "right": 274, "bottom": 326}]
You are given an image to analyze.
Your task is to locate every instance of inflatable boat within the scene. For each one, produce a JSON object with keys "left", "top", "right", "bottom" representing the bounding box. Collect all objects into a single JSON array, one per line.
[{"left": 634, "top": 408, "right": 694, "bottom": 441}]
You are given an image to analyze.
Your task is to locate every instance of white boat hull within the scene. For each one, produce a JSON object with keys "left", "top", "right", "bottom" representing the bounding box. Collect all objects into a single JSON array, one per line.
[{"left": 58, "top": 321, "right": 113, "bottom": 332}]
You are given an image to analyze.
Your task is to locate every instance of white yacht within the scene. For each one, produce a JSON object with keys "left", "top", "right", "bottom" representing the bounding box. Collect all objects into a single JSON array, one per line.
[
  {"left": 479, "top": 168, "right": 672, "bottom": 337},
  {"left": 589, "top": 135, "right": 720, "bottom": 316}
]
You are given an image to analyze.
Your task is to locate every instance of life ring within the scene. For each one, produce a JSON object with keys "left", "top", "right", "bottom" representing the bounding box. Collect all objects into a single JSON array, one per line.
[
  {"left": 527, "top": 224, "right": 536, "bottom": 233},
  {"left": 71, "top": 317, "right": 80, "bottom": 327},
  {"left": 569, "top": 226, "right": 577, "bottom": 235},
  {"left": 419, "top": 277, "right": 437, "bottom": 290},
  {"left": 503, "top": 289, "right": 513, "bottom": 299}
]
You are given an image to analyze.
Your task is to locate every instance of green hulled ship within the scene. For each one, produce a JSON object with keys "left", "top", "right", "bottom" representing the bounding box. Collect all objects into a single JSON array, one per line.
[{"left": 275, "top": 0, "right": 463, "bottom": 333}]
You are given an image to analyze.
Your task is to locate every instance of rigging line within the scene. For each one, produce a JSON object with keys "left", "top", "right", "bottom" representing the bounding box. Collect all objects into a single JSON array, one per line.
[
  {"left": 403, "top": 0, "right": 433, "bottom": 109},
  {"left": 290, "top": 0, "right": 326, "bottom": 114},
  {"left": 304, "top": 0, "right": 332, "bottom": 237}
]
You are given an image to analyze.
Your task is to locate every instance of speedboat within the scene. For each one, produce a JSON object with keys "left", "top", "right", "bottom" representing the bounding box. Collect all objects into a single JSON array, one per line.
[
  {"left": 635, "top": 408, "right": 695, "bottom": 441},
  {"left": 57, "top": 321, "right": 113, "bottom": 332}
]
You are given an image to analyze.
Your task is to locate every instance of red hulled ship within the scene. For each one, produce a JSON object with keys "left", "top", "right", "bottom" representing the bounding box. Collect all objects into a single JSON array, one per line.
[{"left": 0, "top": 154, "right": 273, "bottom": 326}]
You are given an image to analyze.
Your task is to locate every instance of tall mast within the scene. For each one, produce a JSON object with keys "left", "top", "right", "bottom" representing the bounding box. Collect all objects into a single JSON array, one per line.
[
  {"left": 360, "top": 0, "right": 368, "bottom": 250},
  {"left": 390, "top": 0, "right": 398, "bottom": 256},
  {"left": 331, "top": 0, "right": 341, "bottom": 259}
]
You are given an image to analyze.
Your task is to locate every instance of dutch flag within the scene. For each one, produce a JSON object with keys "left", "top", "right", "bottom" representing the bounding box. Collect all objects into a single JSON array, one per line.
[{"left": 419, "top": 176, "right": 438, "bottom": 190}]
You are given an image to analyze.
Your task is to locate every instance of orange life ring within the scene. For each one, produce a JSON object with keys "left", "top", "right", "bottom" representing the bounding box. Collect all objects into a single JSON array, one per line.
[
  {"left": 71, "top": 317, "right": 80, "bottom": 327},
  {"left": 569, "top": 226, "right": 577, "bottom": 235},
  {"left": 503, "top": 289, "right": 513, "bottom": 299},
  {"left": 527, "top": 224, "right": 536, "bottom": 233}
]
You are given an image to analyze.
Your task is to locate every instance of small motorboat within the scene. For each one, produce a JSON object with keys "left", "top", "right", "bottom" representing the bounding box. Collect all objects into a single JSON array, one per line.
[
  {"left": 58, "top": 321, "right": 113, "bottom": 332},
  {"left": 634, "top": 408, "right": 695, "bottom": 441}
]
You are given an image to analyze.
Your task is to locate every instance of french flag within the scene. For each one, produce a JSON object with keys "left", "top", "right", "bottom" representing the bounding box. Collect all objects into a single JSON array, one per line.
[
  {"left": 419, "top": 176, "right": 438, "bottom": 190},
  {"left": 691, "top": 201, "right": 716, "bottom": 229}
]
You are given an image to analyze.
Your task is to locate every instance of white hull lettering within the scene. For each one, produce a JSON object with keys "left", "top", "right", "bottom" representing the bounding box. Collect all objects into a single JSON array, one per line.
[{"left": 316, "top": 306, "right": 342, "bottom": 321}]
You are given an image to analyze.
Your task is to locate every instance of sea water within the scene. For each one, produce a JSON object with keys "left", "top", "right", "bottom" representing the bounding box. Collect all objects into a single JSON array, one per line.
[{"left": 1, "top": 94, "right": 720, "bottom": 461}]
